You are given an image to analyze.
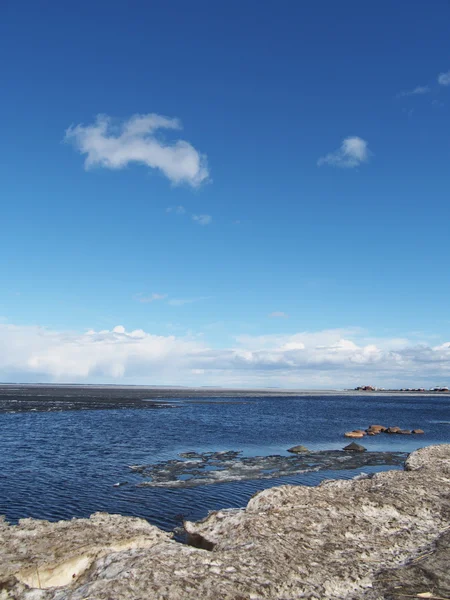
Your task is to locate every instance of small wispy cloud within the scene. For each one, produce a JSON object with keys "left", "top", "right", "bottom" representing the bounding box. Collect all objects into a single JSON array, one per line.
[
  {"left": 396, "top": 85, "right": 431, "bottom": 98},
  {"left": 192, "top": 214, "right": 212, "bottom": 225},
  {"left": 169, "top": 296, "right": 211, "bottom": 306},
  {"left": 317, "top": 136, "right": 371, "bottom": 169},
  {"left": 438, "top": 71, "right": 450, "bottom": 86},
  {"left": 134, "top": 292, "right": 168, "bottom": 303},
  {"left": 65, "top": 113, "right": 209, "bottom": 187},
  {"left": 269, "top": 312, "right": 289, "bottom": 318},
  {"left": 166, "top": 206, "right": 186, "bottom": 214}
]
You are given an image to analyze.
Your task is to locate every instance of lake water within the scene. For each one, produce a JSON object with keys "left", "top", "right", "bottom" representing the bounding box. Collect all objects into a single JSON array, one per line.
[{"left": 0, "top": 388, "right": 449, "bottom": 532}]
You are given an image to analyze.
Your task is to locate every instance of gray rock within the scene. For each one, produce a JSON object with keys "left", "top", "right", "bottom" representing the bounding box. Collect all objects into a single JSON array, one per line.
[
  {"left": 343, "top": 442, "right": 367, "bottom": 452},
  {"left": 287, "top": 445, "right": 309, "bottom": 453},
  {"left": 365, "top": 530, "right": 450, "bottom": 599}
]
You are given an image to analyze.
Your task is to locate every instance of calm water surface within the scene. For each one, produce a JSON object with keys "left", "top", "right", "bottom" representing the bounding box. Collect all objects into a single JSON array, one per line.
[{"left": 0, "top": 393, "right": 449, "bottom": 531}]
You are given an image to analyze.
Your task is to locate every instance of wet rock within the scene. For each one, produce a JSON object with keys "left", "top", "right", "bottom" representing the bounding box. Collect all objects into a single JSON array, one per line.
[
  {"left": 1, "top": 445, "right": 449, "bottom": 600},
  {"left": 287, "top": 445, "right": 309, "bottom": 453},
  {"left": 344, "top": 431, "right": 365, "bottom": 438},
  {"left": 367, "top": 424, "right": 387, "bottom": 432},
  {"left": 412, "top": 429, "right": 425, "bottom": 434},
  {"left": 386, "top": 426, "right": 401, "bottom": 434},
  {"left": 398, "top": 430, "right": 412, "bottom": 435},
  {"left": 134, "top": 450, "right": 406, "bottom": 488},
  {"left": 343, "top": 442, "right": 366, "bottom": 452}
]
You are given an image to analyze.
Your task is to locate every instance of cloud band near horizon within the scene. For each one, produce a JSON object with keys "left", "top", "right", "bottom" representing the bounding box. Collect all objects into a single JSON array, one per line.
[{"left": 1, "top": 322, "right": 449, "bottom": 389}]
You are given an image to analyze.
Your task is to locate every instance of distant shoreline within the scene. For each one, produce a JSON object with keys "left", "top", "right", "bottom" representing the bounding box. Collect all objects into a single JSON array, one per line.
[{"left": 0, "top": 382, "right": 449, "bottom": 400}]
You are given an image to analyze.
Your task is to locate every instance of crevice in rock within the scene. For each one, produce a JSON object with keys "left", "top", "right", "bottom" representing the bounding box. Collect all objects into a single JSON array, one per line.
[{"left": 184, "top": 531, "right": 216, "bottom": 550}]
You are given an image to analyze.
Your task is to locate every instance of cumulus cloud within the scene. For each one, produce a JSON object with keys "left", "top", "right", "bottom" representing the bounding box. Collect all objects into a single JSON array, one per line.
[
  {"left": 134, "top": 293, "right": 168, "bottom": 303},
  {"left": 317, "top": 136, "right": 371, "bottom": 168},
  {"left": 65, "top": 113, "right": 209, "bottom": 187},
  {"left": 192, "top": 214, "right": 212, "bottom": 225},
  {"left": 438, "top": 71, "right": 450, "bottom": 86},
  {"left": 1, "top": 323, "right": 450, "bottom": 388},
  {"left": 397, "top": 85, "right": 431, "bottom": 97},
  {"left": 269, "top": 312, "right": 289, "bottom": 318}
]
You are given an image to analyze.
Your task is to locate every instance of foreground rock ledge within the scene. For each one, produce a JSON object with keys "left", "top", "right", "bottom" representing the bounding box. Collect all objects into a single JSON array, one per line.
[{"left": 1, "top": 445, "right": 450, "bottom": 600}]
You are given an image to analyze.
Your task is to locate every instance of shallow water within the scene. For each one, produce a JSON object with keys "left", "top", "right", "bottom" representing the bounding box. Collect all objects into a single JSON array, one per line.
[{"left": 0, "top": 389, "right": 448, "bottom": 531}]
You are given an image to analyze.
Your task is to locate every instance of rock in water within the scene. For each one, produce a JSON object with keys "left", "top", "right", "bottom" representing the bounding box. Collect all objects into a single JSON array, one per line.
[
  {"left": 344, "top": 431, "right": 365, "bottom": 438},
  {"left": 343, "top": 442, "right": 367, "bottom": 452},
  {"left": 412, "top": 429, "right": 425, "bottom": 434},
  {"left": 386, "top": 426, "right": 401, "bottom": 434},
  {"left": 287, "top": 445, "right": 309, "bottom": 453},
  {"left": 367, "top": 424, "right": 386, "bottom": 432}
]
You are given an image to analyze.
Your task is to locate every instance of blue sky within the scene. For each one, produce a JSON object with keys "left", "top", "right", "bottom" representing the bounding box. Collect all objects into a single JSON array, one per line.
[{"left": 1, "top": 0, "right": 450, "bottom": 387}]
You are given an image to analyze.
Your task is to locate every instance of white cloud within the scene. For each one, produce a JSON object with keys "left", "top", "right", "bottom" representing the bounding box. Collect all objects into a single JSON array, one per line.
[
  {"left": 1, "top": 323, "right": 450, "bottom": 388},
  {"left": 397, "top": 85, "right": 431, "bottom": 97},
  {"left": 317, "top": 137, "right": 371, "bottom": 169},
  {"left": 134, "top": 293, "right": 168, "bottom": 303},
  {"left": 166, "top": 206, "right": 186, "bottom": 214},
  {"left": 65, "top": 113, "right": 209, "bottom": 187},
  {"left": 438, "top": 71, "right": 450, "bottom": 86},
  {"left": 269, "top": 312, "right": 289, "bottom": 318},
  {"left": 192, "top": 214, "right": 212, "bottom": 225}
]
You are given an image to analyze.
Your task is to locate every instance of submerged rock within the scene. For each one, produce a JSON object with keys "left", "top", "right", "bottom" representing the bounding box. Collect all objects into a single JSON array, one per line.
[
  {"left": 1, "top": 445, "right": 449, "bottom": 600},
  {"left": 134, "top": 449, "right": 405, "bottom": 488}
]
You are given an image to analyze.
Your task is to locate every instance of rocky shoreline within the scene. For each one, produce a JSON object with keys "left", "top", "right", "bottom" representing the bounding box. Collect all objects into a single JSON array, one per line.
[{"left": 1, "top": 445, "right": 450, "bottom": 599}]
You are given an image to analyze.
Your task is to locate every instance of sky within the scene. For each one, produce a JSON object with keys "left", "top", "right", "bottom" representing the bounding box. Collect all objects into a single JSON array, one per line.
[{"left": 1, "top": 0, "right": 450, "bottom": 388}]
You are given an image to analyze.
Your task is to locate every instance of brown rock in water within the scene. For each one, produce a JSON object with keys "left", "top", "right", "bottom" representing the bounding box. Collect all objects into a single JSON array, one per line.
[
  {"left": 412, "top": 429, "right": 424, "bottom": 434},
  {"left": 367, "top": 425, "right": 387, "bottom": 432},
  {"left": 343, "top": 442, "right": 367, "bottom": 452},
  {"left": 399, "top": 430, "right": 412, "bottom": 435},
  {"left": 353, "top": 430, "right": 367, "bottom": 436},
  {"left": 1, "top": 445, "right": 450, "bottom": 600},
  {"left": 344, "top": 431, "right": 365, "bottom": 439},
  {"left": 386, "top": 426, "right": 401, "bottom": 434},
  {"left": 367, "top": 431, "right": 377, "bottom": 436}
]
